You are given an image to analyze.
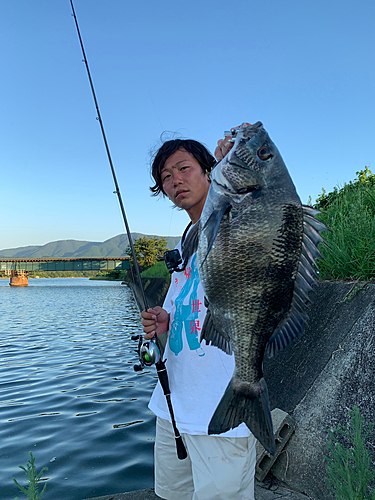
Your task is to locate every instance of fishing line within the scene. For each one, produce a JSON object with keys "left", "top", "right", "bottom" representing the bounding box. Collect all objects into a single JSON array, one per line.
[
  {"left": 69, "top": 0, "right": 187, "bottom": 460},
  {"left": 167, "top": 209, "right": 174, "bottom": 238},
  {"left": 146, "top": 86, "right": 164, "bottom": 131},
  {"left": 69, "top": 1, "right": 146, "bottom": 310}
]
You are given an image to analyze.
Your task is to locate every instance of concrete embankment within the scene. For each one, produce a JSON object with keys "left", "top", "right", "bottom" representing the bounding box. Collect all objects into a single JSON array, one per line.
[
  {"left": 119, "top": 280, "right": 375, "bottom": 500},
  {"left": 264, "top": 281, "right": 375, "bottom": 499}
]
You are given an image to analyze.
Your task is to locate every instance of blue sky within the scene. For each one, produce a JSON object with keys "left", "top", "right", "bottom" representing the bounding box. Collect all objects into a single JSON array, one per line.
[{"left": 1, "top": 0, "right": 374, "bottom": 250}]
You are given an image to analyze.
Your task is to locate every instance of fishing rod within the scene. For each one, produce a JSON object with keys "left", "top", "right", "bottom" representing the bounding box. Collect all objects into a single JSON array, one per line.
[{"left": 69, "top": 0, "right": 187, "bottom": 460}]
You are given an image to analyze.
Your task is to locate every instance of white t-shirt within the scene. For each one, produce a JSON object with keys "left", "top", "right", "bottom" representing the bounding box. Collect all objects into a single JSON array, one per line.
[{"left": 148, "top": 241, "right": 250, "bottom": 437}]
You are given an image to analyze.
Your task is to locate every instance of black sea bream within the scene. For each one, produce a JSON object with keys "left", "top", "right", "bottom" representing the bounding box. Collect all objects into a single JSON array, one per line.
[{"left": 197, "top": 122, "right": 327, "bottom": 454}]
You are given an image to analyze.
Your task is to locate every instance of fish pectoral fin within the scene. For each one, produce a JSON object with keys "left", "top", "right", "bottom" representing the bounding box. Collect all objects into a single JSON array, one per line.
[
  {"left": 201, "top": 201, "right": 232, "bottom": 262},
  {"left": 266, "top": 309, "right": 308, "bottom": 358},
  {"left": 200, "top": 305, "right": 232, "bottom": 355},
  {"left": 208, "top": 378, "right": 276, "bottom": 455}
]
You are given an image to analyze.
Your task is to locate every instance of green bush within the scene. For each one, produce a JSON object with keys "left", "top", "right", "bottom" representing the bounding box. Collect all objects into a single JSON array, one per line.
[
  {"left": 28, "top": 271, "right": 97, "bottom": 278},
  {"left": 126, "top": 235, "right": 169, "bottom": 269},
  {"left": 94, "top": 269, "right": 128, "bottom": 281},
  {"left": 314, "top": 167, "right": 375, "bottom": 281}
]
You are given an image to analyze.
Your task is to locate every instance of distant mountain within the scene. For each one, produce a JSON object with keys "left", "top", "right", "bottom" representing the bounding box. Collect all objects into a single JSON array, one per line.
[{"left": 0, "top": 234, "right": 181, "bottom": 259}]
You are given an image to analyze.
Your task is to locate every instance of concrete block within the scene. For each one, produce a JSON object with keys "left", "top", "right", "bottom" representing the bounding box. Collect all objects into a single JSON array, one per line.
[{"left": 255, "top": 408, "right": 295, "bottom": 481}]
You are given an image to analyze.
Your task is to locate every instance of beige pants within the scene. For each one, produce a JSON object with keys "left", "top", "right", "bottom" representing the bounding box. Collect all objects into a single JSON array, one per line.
[{"left": 154, "top": 417, "right": 256, "bottom": 500}]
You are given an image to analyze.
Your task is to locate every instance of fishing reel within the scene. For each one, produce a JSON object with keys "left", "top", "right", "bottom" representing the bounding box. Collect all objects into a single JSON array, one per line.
[{"left": 132, "top": 335, "right": 161, "bottom": 371}]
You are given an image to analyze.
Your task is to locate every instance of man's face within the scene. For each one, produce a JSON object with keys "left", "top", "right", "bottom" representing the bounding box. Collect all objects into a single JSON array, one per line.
[{"left": 161, "top": 149, "right": 211, "bottom": 223}]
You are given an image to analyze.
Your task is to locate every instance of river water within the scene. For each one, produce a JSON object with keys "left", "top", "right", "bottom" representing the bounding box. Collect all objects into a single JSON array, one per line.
[{"left": 0, "top": 278, "right": 156, "bottom": 500}]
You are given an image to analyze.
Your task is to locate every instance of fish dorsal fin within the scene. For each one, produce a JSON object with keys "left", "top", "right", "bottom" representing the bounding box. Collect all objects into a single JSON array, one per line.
[{"left": 266, "top": 205, "right": 329, "bottom": 358}]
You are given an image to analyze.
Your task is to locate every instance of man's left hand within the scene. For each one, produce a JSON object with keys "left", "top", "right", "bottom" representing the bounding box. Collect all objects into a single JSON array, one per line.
[{"left": 214, "top": 123, "right": 251, "bottom": 161}]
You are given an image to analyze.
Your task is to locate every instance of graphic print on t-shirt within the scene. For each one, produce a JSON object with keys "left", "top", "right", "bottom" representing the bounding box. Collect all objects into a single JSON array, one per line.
[{"left": 168, "top": 254, "right": 204, "bottom": 356}]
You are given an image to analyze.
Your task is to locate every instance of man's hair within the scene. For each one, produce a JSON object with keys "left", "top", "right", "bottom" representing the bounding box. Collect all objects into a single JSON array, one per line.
[{"left": 150, "top": 139, "right": 216, "bottom": 196}]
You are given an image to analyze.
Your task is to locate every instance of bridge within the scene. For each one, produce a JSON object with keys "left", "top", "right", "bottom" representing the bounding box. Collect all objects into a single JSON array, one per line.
[{"left": 0, "top": 258, "right": 130, "bottom": 286}]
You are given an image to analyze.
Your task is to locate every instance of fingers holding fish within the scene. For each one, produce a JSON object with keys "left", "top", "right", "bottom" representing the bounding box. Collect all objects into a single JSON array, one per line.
[
  {"left": 215, "top": 138, "right": 233, "bottom": 161},
  {"left": 214, "top": 123, "right": 252, "bottom": 161}
]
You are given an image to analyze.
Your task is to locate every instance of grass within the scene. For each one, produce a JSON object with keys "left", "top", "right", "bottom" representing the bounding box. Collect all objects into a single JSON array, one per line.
[
  {"left": 326, "top": 406, "right": 375, "bottom": 500},
  {"left": 314, "top": 167, "right": 375, "bottom": 281},
  {"left": 141, "top": 260, "right": 170, "bottom": 281}
]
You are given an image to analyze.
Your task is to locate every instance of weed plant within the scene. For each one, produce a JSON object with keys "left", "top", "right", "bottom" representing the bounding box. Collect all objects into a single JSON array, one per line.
[
  {"left": 314, "top": 167, "right": 375, "bottom": 281},
  {"left": 13, "top": 452, "right": 48, "bottom": 500},
  {"left": 326, "top": 406, "right": 375, "bottom": 500}
]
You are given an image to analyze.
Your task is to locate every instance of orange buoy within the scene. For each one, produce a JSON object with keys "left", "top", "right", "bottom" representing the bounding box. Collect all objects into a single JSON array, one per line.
[{"left": 10, "top": 270, "right": 29, "bottom": 286}]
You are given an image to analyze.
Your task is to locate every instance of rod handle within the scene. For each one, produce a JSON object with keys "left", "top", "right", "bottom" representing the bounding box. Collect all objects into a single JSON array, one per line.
[
  {"left": 175, "top": 435, "right": 188, "bottom": 460},
  {"left": 156, "top": 361, "right": 188, "bottom": 460}
]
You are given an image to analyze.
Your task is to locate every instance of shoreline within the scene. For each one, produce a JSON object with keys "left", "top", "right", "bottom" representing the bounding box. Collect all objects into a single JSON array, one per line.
[{"left": 81, "top": 478, "right": 311, "bottom": 500}]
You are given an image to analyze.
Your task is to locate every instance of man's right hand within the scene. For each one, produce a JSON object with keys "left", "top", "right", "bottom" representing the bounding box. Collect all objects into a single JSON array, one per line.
[{"left": 141, "top": 306, "right": 170, "bottom": 339}]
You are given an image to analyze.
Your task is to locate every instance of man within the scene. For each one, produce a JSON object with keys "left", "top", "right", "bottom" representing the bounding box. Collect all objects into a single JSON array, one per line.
[{"left": 141, "top": 127, "right": 256, "bottom": 500}]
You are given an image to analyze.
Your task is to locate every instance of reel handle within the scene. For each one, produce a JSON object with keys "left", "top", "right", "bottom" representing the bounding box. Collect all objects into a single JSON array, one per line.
[{"left": 132, "top": 334, "right": 144, "bottom": 371}]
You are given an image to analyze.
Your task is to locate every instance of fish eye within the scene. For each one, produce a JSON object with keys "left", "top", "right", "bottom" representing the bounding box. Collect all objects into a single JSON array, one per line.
[{"left": 257, "top": 146, "right": 272, "bottom": 161}]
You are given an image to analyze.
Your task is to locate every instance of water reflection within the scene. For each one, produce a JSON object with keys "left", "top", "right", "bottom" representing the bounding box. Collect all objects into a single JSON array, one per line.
[{"left": 0, "top": 278, "right": 155, "bottom": 500}]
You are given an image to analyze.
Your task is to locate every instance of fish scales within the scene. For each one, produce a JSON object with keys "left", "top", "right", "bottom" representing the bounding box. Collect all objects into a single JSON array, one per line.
[
  {"left": 202, "top": 195, "right": 302, "bottom": 380},
  {"left": 196, "top": 122, "right": 327, "bottom": 454}
]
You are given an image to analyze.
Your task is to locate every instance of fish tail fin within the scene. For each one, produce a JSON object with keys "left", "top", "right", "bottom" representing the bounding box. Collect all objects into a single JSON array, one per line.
[{"left": 208, "top": 378, "right": 276, "bottom": 455}]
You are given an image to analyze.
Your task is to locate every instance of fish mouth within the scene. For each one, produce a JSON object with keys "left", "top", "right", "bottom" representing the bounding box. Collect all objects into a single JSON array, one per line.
[
  {"left": 212, "top": 178, "right": 236, "bottom": 193},
  {"left": 240, "top": 121, "right": 264, "bottom": 139},
  {"left": 236, "top": 185, "right": 259, "bottom": 194},
  {"left": 213, "top": 178, "right": 257, "bottom": 196},
  {"left": 212, "top": 159, "right": 259, "bottom": 195}
]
